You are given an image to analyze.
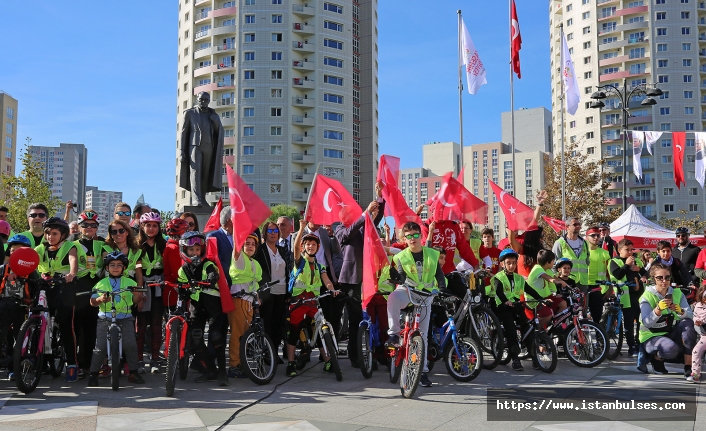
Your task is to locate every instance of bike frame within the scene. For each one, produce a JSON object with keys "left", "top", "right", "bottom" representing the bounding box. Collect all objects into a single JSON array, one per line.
[
  {"left": 390, "top": 286, "right": 432, "bottom": 364},
  {"left": 294, "top": 292, "right": 339, "bottom": 358},
  {"left": 164, "top": 288, "right": 192, "bottom": 360},
  {"left": 23, "top": 278, "right": 63, "bottom": 357},
  {"left": 603, "top": 283, "right": 624, "bottom": 337}
]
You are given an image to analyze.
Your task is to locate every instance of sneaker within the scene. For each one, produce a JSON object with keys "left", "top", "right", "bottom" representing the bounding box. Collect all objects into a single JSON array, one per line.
[
  {"left": 227, "top": 366, "right": 246, "bottom": 379},
  {"left": 686, "top": 375, "right": 695, "bottom": 383},
  {"left": 218, "top": 371, "right": 230, "bottom": 386},
  {"left": 194, "top": 372, "right": 217, "bottom": 383},
  {"left": 286, "top": 362, "right": 297, "bottom": 377},
  {"left": 627, "top": 346, "right": 636, "bottom": 357},
  {"left": 693, "top": 372, "right": 701, "bottom": 383},
  {"left": 99, "top": 364, "right": 111, "bottom": 378},
  {"left": 87, "top": 373, "right": 99, "bottom": 387},
  {"left": 636, "top": 364, "right": 649, "bottom": 374},
  {"left": 323, "top": 360, "right": 334, "bottom": 373},
  {"left": 150, "top": 360, "right": 160, "bottom": 374},
  {"left": 137, "top": 361, "right": 146, "bottom": 374},
  {"left": 419, "top": 373, "right": 432, "bottom": 387},
  {"left": 128, "top": 373, "right": 145, "bottom": 384},
  {"left": 7, "top": 372, "right": 14, "bottom": 381},
  {"left": 65, "top": 365, "right": 78, "bottom": 382},
  {"left": 651, "top": 357, "right": 668, "bottom": 374},
  {"left": 511, "top": 359, "right": 524, "bottom": 371},
  {"left": 386, "top": 335, "right": 400, "bottom": 347},
  {"left": 685, "top": 365, "right": 693, "bottom": 381}
]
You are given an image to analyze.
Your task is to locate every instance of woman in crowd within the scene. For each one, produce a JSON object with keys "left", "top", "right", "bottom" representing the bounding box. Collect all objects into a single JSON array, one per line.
[
  {"left": 103, "top": 220, "right": 143, "bottom": 287},
  {"left": 508, "top": 190, "right": 548, "bottom": 277},
  {"left": 180, "top": 212, "right": 200, "bottom": 232}
]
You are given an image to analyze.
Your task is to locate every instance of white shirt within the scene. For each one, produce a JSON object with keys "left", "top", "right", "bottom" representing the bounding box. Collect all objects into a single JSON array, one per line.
[{"left": 267, "top": 244, "right": 287, "bottom": 295}]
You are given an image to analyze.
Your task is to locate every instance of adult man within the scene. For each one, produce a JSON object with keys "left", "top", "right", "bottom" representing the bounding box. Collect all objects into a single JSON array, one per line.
[
  {"left": 552, "top": 217, "right": 589, "bottom": 291},
  {"left": 673, "top": 227, "right": 700, "bottom": 282},
  {"left": 277, "top": 216, "right": 294, "bottom": 253},
  {"left": 114, "top": 202, "right": 132, "bottom": 224},
  {"left": 179, "top": 92, "right": 224, "bottom": 207},
  {"left": 597, "top": 222, "right": 618, "bottom": 258},
  {"left": 19, "top": 203, "right": 48, "bottom": 248},
  {"left": 206, "top": 206, "right": 233, "bottom": 286},
  {"left": 335, "top": 181, "right": 385, "bottom": 368},
  {"left": 585, "top": 226, "right": 611, "bottom": 322},
  {"left": 0, "top": 206, "right": 8, "bottom": 222}
]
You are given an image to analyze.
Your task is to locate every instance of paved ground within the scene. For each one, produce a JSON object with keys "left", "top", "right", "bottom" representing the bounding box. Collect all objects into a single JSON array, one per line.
[{"left": 0, "top": 350, "right": 703, "bottom": 431}]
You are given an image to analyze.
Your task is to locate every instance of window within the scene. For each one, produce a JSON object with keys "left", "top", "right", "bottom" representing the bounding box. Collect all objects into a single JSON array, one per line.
[
  {"left": 324, "top": 57, "right": 343, "bottom": 68},
  {"left": 682, "top": 11, "right": 690, "bottom": 19},
  {"left": 584, "top": 71, "right": 592, "bottom": 79},
  {"left": 663, "top": 172, "right": 674, "bottom": 180},
  {"left": 243, "top": 165, "right": 254, "bottom": 174},
  {"left": 587, "top": 146, "right": 595, "bottom": 155},
  {"left": 583, "top": 26, "right": 591, "bottom": 34},
  {"left": 629, "top": 48, "right": 644, "bottom": 59},
  {"left": 658, "top": 59, "right": 668, "bottom": 68},
  {"left": 224, "top": 129, "right": 234, "bottom": 137},
  {"left": 270, "top": 145, "right": 282, "bottom": 154},
  {"left": 582, "top": 12, "right": 590, "bottom": 19},
  {"left": 271, "top": 70, "right": 282, "bottom": 79},
  {"left": 684, "top": 59, "right": 692, "bottom": 67},
  {"left": 324, "top": 148, "right": 344, "bottom": 158},
  {"left": 583, "top": 0, "right": 590, "bottom": 3},
  {"left": 691, "top": 204, "right": 700, "bottom": 212},
  {"left": 244, "top": 127, "right": 254, "bottom": 136},
  {"left": 664, "top": 188, "right": 674, "bottom": 196},
  {"left": 271, "top": 89, "right": 282, "bottom": 97},
  {"left": 324, "top": 93, "right": 343, "bottom": 104},
  {"left": 660, "top": 123, "right": 671, "bottom": 131},
  {"left": 244, "top": 89, "right": 255, "bottom": 98},
  {"left": 570, "top": 121, "right": 576, "bottom": 128},
  {"left": 685, "top": 91, "right": 694, "bottom": 99},
  {"left": 245, "top": 52, "right": 255, "bottom": 61},
  {"left": 689, "top": 188, "right": 699, "bottom": 196},
  {"left": 683, "top": 43, "right": 692, "bottom": 51},
  {"left": 324, "top": 130, "right": 343, "bottom": 140},
  {"left": 662, "top": 155, "right": 672, "bottom": 164},
  {"left": 324, "top": 111, "right": 343, "bottom": 122},
  {"left": 324, "top": 39, "right": 343, "bottom": 50},
  {"left": 657, "top": 44, "right": 668, "bottom": 52},
  {"left": 244, "top": 70, "right": 255, "bottom": 79},
  {"left": 271, "top": 14, "right": 282, "bottom": 23},
  {"left": 584, "top": 56, "right": 591, "bottom": 64},
  {"left": 686, "top": 123, "right": 695, "bottom": 130},
  {"left": 567, "top": 4, "right": 573, "bottom": 11},
  {"left": 244, "top": 107, "right": 254, "bottom": 117},
  {"left": 660, "top": 107, "right": 670, "bottom": 115},
  {"left": 586, "top": 132, "right": 594, "bottom": 139},
  {"left": 245, "top": 0, "right": 255, "bottom": 4},
  {"left": 270, "top": 108, "right": 282, "bottom": 117},
  {"left": 271, "top": 52, "right": 282, "bottom": 60},
  {"left": 245, "top": 15, "right": 255, "bottom": 24},
  {"left": 243, "top": 145, "right": 254, "bottom": 155},
  {"left": 323, "top": 167, "right": 344, "bottom": 178},
  {"left": 324, "top": 75, "right": 343, "bottom": 85},
  {"left": 5, "top": 137, "right": 11, "bottom": 148},
  {"left": 660, "top": 91, "right": 670, "bottom": 99},
  {"left": 683, "top": 27, "right": 691, "bottom": 35},
  {"left": 245, "top": 33, "right": 255, "bottom": 42},
  {"left": 688, "top": 138, "right": 695, "bottom": 147},
  {"left": 657, "top": 28, "right": 667, "bottom": 36},
  {"left": 657, "top": 12, "right": 666, "bottom": 20},
  {"left": 5, "top": 123, "right": 12, "bottom": 134},
  {"left": 658, "top": 75, "right": 669, "bottom": 83},
  {"left": 270, "top": 127, "right": 282, "bottom": 136},
  {"left": 324, "top": 2, "right": 343, "bottom": 13},
  {"left": 324, "top": 21, "right": 343, "bottom": 31},
  {"left": 5, "top": 107, "right": 13, "bottom": 120},
  {"left": 567, "top": 33, "right": 574, "bottom": 41},
  {"left": 567, "top": 18, "right": 573, "bottom": 26},
  {"left": 664, "top": 204, "right": 675, "bottom": 213},
  {"left": 272, "top": 33, "right": 283, "bottom": 42},
  {"left": 657, "top": 0, "right": 665, "bottom": 2},
  {"left": 686, "top": 107, "right": 694, "bottom": 115},
  {"left": 582, "top": 42, "right": 591, "bottom": 50},
  {"left": 272, "top": 0, "right": 281, "bottom": 3},
  {"left": 662, "top": 139, "right": 672, "bottom": 147}
]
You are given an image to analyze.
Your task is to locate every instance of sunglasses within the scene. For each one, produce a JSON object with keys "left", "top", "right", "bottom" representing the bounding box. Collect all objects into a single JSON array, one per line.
[
  {"left": 110, "top": 228, "right": 127, "bottom": 235},
  {"left": 654, "top": 275, "right": 672, "bottom": 281},
  {"left": 677, "top": 234, "right": 689, "bottom": 238},
  {"left": 82, "top": 223, "right": 98, "bottom": 229},
  {"left": 29, "top": 213, "right": 47, "bottom": 219},
  {"left": 187, "top": 222, "right": 195, "bottom": 227},
  {"left": 599, "top": 228, "right": 609, "bottom": 231},
  {"left": 571, "top": 223, "right": 581, "bottom": 227},
  {"left": 115, "top": 211, "right": 131, "bottom": 217},
  {"left": 588, "top": 234, "right": 600, "bottom": 238},
  {"left": 266, "top": 228, "right": 280, "bottom": 234},
  {"left": 405, "top": 233, "right": 421, "bottom": 240}
]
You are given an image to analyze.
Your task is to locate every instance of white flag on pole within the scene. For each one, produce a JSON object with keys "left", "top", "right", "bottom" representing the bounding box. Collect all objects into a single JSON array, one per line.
[
  {"left": 695, "top": 132, "right": 706, "bottom": 188},
  {"left": 644, "top": 131, "right": 663, "bottom": 155},
  {"left": 631, "top": 131, "right": 644, "bottom": 181},
  {"left": 460, "top": 18, "right": 487, "bottom": 95},
  {"left": 561, "top": 31, "right": 580, "bottom": 115}
]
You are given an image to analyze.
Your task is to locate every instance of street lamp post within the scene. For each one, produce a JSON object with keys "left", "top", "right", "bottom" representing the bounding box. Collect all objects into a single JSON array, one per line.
[{"left": 589, "top": 78, "right": 663, "bottom": 212}]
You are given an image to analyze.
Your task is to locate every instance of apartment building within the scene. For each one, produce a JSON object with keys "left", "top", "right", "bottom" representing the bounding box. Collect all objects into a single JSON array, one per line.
[
  {"left": 85, "top": 186, "right": 123, "bottom": 238},
  {"left": 549, "top": 0, "right": 706, "bottom": 221},
  {"left": 399, "top": 167, "right": 431, "bottom": 218},
  {"left": 500, "top": 107, "right": 554, "bottom": 153},
  {"left": 0, "top": 92, "right": 18, "bottom": 181},
  {"left": 29, "top": 143, "right": 88, "bottom": 214},
  {"left": 174, "top": 0, "right": 378, "bottom": 211}
]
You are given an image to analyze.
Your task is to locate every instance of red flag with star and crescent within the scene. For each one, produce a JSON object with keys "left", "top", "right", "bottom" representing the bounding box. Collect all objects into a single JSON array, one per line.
[
  {"left": 225, "top": 164, "right": 272, "bottom": 251},
  {"left": 542, "top": 215, "right": 566, "bottom": 233},
  {"left": 362, "top": 211, "right": 389, "bottom": 309},
  {"left": 489, "top": 180, "right": 537, "bottom": 231},
  {"left": 304, "top": 174, "right": 363, "bottom": 227},
  {"left": 377, "top": 155, "right": 422, "bottom": 228},
  {"left": 202, "top": 197, "right": 223, "bottom": 233},
  {"left": 673, "top": 131, "right": 686, "bottom": 189},
  {"left": 511, "top": 0, "right": 522, "bottom": 78},
  {"left": 426, "top": 172, "right": 487, "bottom": 224}
]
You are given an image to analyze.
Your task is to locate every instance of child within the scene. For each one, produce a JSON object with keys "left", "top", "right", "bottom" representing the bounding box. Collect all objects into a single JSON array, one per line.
[
  {"left": 523, "top": 249, "right": 568, "bottom": 329},
  {"left": 692, "top": 285, "right": 706, "bottom": 382},
  {"left": 87, "top": 252, "right": 144, "bottom": 387},
  {"left": 651, "top": 240, "right": 692, "bottom": 287},
  {"left": 286, "top": 219, "right": 336, "bottom": 377},
  {"left": 177, "top": 231, "right": 229, "bottom": 387},
  {"left": 228, "top": 232, "right": 262, "bottom": 378},
  {"left": 554, "top": 258, "right": 577, "bottom": 299}
]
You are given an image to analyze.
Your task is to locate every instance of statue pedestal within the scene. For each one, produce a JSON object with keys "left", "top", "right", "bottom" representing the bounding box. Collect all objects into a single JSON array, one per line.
[{"left": 183, "top": 206, "right": 215, "bottom": 232}]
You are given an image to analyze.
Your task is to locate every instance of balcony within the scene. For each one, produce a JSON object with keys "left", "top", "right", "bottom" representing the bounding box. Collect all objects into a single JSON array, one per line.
[
  {"left": 598, "top": 25, "right": 618, "bottom": 36},
  {"left": 212, "top": 5, "right": 237, "bottom": 18},
  {"left": 606, "top": 197, "right": 635, "bottom": 206},
  {"left": 213, "top": 24, "right": 236, "bottom": 37},
  {"left": 603, "top": 150, "right": 623, "bottom": 157},
  {"left": 292, "top": 134, "right": 315, "bottom": 146},
  {"left": 599, "top": 55, "right": 628, "bottom": 67},
  {"left": 292, "top": 59, "right": 315, "bottom": 71},
  {"left": 626, "top": 161, "right": 655, "bottom": 171},
  {"left": 599, "top": 68, "right": 649, "bottom": 82},
  {"left": 292, "top": 77, "right": 315, "bottom": 89},
  {"left": 292, "top": 4, "right": 315, "bottom": 17},
  {"left": 194, "top": 45, "right": 213, "bottom": 59},
  {"left": 599, "top": 39, "right": 628, "bottom": 51},
  {"left": 598, "top": 0, "right": 618, "bottom": 4},
  {"left": 633, "top": 195, "right": 655, "bottom": 203},
  {"left": 700, "top": 19, "right": 706, "bottom": 26},
  {"left": 293, "top": 22, "right": 315, "bottom": 34},
  {"left": 291, "top": 191, "right": 309, "bottom": 202},
  {"left": 628, "top": 115, "right": 652, "bottom": 125},
  {"left": 602, "top": 135, "right": 623, "bottom": 142},
  {"left": 602, "top": 118, "right": 621, "bottom": 127},
  {"left": 292, "top": 115, "right": 315, "bottom": 127},
  {"left": 195, "top": 0, "right": 210, "bottom": 5},
  {"left": 195, "top": 10, "right": 210, "bottom": 22},
  {"left": 195, "top": 29, "right": 210, "bottom": 40},
  {"left": 216, "top": 99, "right": 235, "bottom": 107},
  {"left": 292, "top": 172, "right": 315, "bottom": 183},
  {"left": 193, "top": 62, "right": 236, "bottom": 77},
  {"left": 216, "top": 43, "right": 236, "bottom": 53},
  {"left": 607, "top": 181, "right": 624, "bottom": 190},
  {"left": 221, "top": 116, "right": 235, "bottom": 127},
  {"left": 292, "top": 41, "right": 315, "bottom": 53},
  {"left": 292, "top": 96, "right": 315, "bottom": 108},
  {"left": 598, "top": 5, "right": 648, "bottom": 21},
  {"left": 632, "top": 178, "right": 655, "bottom": 186},
  {"left": 291, "top": 153, "right": 316, "bottom": 164}
]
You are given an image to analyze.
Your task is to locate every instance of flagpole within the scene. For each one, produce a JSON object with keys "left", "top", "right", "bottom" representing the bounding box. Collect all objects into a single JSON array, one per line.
[
  {"left": 509, "top": 0, "right": 516, "bottom": 200},
  {"left": 457, "top": 10, "right": 464, "bottom": 178},
  {"left": 560, "top": 24, "right": 566, "bottom": 222}
]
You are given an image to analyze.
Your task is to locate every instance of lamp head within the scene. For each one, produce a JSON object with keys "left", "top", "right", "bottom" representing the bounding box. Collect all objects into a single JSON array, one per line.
[
  {"left": 590, "top": 91, "right": 607, "bottom": 100},
  {"left": 590, "top": 100, "right": 606, "bottom": 109},
  {"left": 646, "top": 87, "right": 663, "bottom": 97},
  {"left": 640, "top": 97, "right": 657, "bottom": 106}
]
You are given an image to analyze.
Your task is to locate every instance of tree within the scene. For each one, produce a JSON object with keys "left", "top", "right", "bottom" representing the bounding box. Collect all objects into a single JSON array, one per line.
[
  {"left": 159, "top": 210, "right": 176, "bottom": 230},
  {"left": 264, "top": 204, "right": 301, "bottom": 227},
  {"left": 0, "top": 141, "right": 63, "bottom": 233},
  {"left": 659, "top": 210, "right": 706, "bottom": 234},
  {"left": 541, "top": 141, "right": 621, "bottom": 245}
]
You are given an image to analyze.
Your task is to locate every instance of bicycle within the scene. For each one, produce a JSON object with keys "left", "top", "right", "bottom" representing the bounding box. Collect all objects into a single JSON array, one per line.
[
  {"left": 357, "top": 292, "right": 387, "bottom": 379},
  {"left": 231, "top": 281, "right": 279, "bottom": 385},
  {"left": 13, "top": 275, "right": 67, "bottom": 394},
  {"left": 427, "top": 290, "right": 483, "bottom": 381},
  {"left": 503, "top": 299, "right": 558, "bottom": 373},
  {"left": 291, "top": 290, "right": 343, "bottom": 381},
  {"left": 92, "top": 284, "right": 148, "bottom": 391},
  {"left": 595, "top": 280, "right": 634, "bottom": 360}
]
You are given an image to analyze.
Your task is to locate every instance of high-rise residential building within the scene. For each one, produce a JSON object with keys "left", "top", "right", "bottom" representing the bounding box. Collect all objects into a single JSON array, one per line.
[
  {"left": 174, "top": 0, "right": 378, "bottom": 212},
  {"left": 29, "top": 143, "right": 88, "bottom": 214},
  {"left": 549, "top": 0, "right": 706, "bottom": 221},
  {"left": 501, "top": 107, "right": 554, "bottom": 153},
  {"left": 399, "top": 167, "right": 431, "bottom": 216},
  {"left": 85, "top": 186, "right": 123, "bottom": 238},
  {"left": 422, "top": 141, "right": 461, "bottom": 177},
  {"left": 0, "top": 91, "right": 18, "bottom": 181}
]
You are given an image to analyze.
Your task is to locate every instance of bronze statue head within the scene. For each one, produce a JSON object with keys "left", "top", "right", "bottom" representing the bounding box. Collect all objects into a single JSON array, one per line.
[{"left": 196, "top": 92, "right": 210, "bottom": 109}]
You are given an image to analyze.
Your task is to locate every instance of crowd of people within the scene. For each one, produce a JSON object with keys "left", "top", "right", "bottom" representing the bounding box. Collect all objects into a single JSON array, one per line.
[{"left": 0, "top": 183, "right": 704, "bottom": 391}]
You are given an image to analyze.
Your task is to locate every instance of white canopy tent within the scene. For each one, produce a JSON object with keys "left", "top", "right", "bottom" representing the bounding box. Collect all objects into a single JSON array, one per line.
[{"left": 609, "top": 204, "right": 706, "bottom": 248}]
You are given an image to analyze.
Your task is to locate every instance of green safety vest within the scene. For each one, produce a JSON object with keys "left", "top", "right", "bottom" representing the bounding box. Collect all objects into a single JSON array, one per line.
[
  {"left": 140, "top": 242, "right": 164, "bottom": 277},
  {"left": 469, "top": 238, "right": 482, "bottom": 262},
  {"left": 587, "top": 246, "right": 611, "bottom": 286},
  {"left": 377, "top": 265, "right": 395, "bottom": 295},
  {"left": 103, "top": 245, "right": 142, "bottom": 279},
  {"left": 608, "top": 257, "right": 643, "bottom": 307},
  {"left": 291, "top": 259, "right": 324, "bottom": 297},
  {"left": 93, "top": 276, "right": 136, "bottom": 316},
  {"left": 19, "top": 231, "right": 42, "bottom": 248},
  {"left": 558, "top": 237, "right": 589, "bottom": 285},
  {"left": 35, "top": 241, "right": 75, "bottom": 276},
  {"left": 229, "top": 253, "right": 262, "bottom": 293},
  {"left": 524, "top": 265, "right": 555, "bottom": 309},
  {"left": 490, "top": 271, "right": 525, "bottom": 307},
  {"left": 76, "top": 238, "right": 105, "bottom": 278},
  {"left": 178, "top": 260, "right": 220, "bottom": 301},
  {"left": 393, "top": 247, "right": 440, "bottom": 292},
  {"left": 638, "top": 287, "right": 684, "bottom": 343}
]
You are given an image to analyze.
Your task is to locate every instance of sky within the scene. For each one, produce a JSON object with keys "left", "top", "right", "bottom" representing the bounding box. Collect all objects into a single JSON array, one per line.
[{"left": 0, "top": 0, "right": 550, "bottom": 212}]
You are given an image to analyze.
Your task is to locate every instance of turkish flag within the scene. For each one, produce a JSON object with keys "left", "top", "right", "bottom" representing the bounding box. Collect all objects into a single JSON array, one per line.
[
  {"left": 511, "top": 0, "right": 522, "bottom": 79},
  {"left": 202, "top": 197, "right": 223, "bottom": 233},
  {"left": 457, "top": 166, "right": 466, "bottom": 186},
  {"left": 362, "top": 212, "right": 389, "bottom": 309},
  {"left": 427, "top": 172, "right": 487, "bottom": 224},
  {"left": 225, "top": 164, "right": 272, "bottom": 251},
  {"left": 305, "top": 174, "right": 363, "bottom": 227},
  {"left": 673, "top": 131, "right": 686, "bottom": 189},
  {"left": 377, "top": 155, "right": 422, "bottom": 228},
  {"left": 205, "top": 237, "right": 235, "bottom": 313},
  {"left": 377, "top": 154, "right": 400, "bottom": 188},
  {"left": 489, "top": 180, "right": 537, "bottom": 231},
  {"left": 542, "top": 215, "right": 566, "bottom": 233}
]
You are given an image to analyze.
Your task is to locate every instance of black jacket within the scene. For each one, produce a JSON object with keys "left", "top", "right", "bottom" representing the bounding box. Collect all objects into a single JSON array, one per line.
[
  {"left": 652, "top": 257, "right": 692, "bottom": 287},
  {"left": 673, "top": 243, "right": 700, "bottom": 276},
  {"left": 253, "top": 243, "right": 292, "bottom": 288}
]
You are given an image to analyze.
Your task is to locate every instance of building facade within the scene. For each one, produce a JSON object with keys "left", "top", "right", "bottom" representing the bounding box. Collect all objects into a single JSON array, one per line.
[
  {"left": 399, "top": 167, "right": 431, "bottom": 218},
  {"left": 29, "top": 143, "right": 88, "bottom": 213},
  {"left": 422, "top": 141, "right": 461, "bottom": 177},
  {"left": 0, "top": 92, "right": 18, "bottom": 182},
  {"left": 174, "top": 0, "right": 378, "bottom": 211},
  {"left": 549, "top": 0, "right": 706, "bottom": 221},
  {"left": 85, "top": 186, "right": 123, "bottom": 238},
  {"left": 500, "top": 107, "right": 554, "bottom": 153}
]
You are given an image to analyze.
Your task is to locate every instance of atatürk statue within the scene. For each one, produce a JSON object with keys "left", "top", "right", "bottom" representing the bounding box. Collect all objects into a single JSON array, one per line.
[{"left": 179, "top": 92, "right": 224, "bottom": 207}]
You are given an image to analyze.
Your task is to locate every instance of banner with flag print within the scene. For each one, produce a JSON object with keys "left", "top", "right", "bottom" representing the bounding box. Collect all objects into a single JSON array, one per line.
[
  {"left": 696, "top": 132, "right": 706, "bottom": 188},
  {"left": 426, "top": 172, "right": 487, "bottom": 224},
  {"left": 542, "top": 216, "right": 566, "bottom": 234},
  {"left": 225, "top": 164, "right": 272, "bottom": 251},
  {"left": 489, "top": 180, "right": 537, "bottom": 231},
  {"left": 511, "top": 0, "right": 522, "bottom": 78},
  {"left": 305, "top": 174, "right": 363, "bottom": 227},
  {"left": 460, "top": 17, "right": 487, "bottom": 95},
  {"left": 673, "top": 132, "right": 686, "bottom": 189},
  {"left": 561, "top": 29, "right": 580, "bottom": 115},
  {"left": 631, "top": 131, "right": 644, "bottom": 181},
  {"left": 362, "top": 212, "right": 390, "bottom": 309},
  {"left": 202, "top": 197, "right": 223, "bottom": 233}
]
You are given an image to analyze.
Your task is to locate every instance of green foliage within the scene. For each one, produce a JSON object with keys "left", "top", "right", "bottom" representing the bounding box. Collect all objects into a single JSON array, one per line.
[
  {"left": 659, "top": 210, "right": 706, "bottom": 233},
  {"left": 0, "top": 142, "right": 62, "bottom": 233},
  {"left": 160, "top": 210, "right": 176, "bottom": 230},
  {"left": 264, "top": 204, "right": 301, "bottom": 227}
]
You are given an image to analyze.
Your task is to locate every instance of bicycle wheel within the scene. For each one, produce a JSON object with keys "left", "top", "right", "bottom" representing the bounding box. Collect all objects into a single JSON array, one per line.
[
  {"left": 358, "top": 324, "right": 374, "bottom": 379},
  {"left": 399, "top": 331, "right": 424, "bottom": 399},
  {"left": 601, "top": 311, "right": 623, "bottom": 360},
  {"left": 13, "top": 317, "right": 44, "bottom": 394},
  {"left": 110, "top": 326, "right": 120, "bottom": 391},
  {"left": 240, "top": 327, "right": 277, "bottom": 385},
  {"left": 469, "top": 306, "right": 504, "bottom": 370},
  {"left": 444, "top": 336, "right": 483, "bottom": 382},
  {"left": 48, "top": 323, "right": 65, "bottom": 378},
  {"left": 533, "top": 332, "right": 557, "bottom": 373},
  {"left": 165, "top": 320, "right": 181, "bottom": 397},
  {"left": 389, "top": 346, "right": 402, "bottom": 384},
  {"left": 322, "top": 329, "right": 342, "bottom": 381},
  {"left": 564, "top": 320, "right": 607, "bottom": 368}
]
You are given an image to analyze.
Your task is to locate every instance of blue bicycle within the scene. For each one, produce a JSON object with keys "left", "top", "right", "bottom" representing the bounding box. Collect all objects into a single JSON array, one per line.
[
  {"left": 358, "top": 292, "right": 386, "bottom": 379},
  {"left": 596, "top": 280, "right": 634, "bottom": 360}
]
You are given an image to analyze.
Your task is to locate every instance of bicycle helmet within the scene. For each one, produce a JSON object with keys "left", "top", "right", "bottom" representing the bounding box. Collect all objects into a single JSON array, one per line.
[
  {"left": 166, "top": 218, "right": 189, "bottom": 237},
  {"left": 554, "top": 257, "right": 573, "bottom": 270},
  {"left": 675, "top": 227, "right": 690, "bottom": 235},
  {"left": 301, "top": 233, "right": 320, "bottom": 254},
  {"left": 0, "top": 220, "right": 10, "bottom": 237},
  {"left": 598, "top": 222, "right": 610, "bottom": 229},
  {"left": 140, "top": 211, "right": 162, "bottom": 225},
  {"left": 7, "top": 234, "right": 31, "bottom": 247},
  {"left": 103, "top": 251, "right": 129, "bottom": 269},
  {"left": 42, "top": 217, "right": 70, "bottom": 236},
  {"left": 498, "top": 248, "right": 519, "bottom": 262},
  {"left": 179, "top": 231, "right": 206, "bottom": 264},
  {"left": 77, "top": 210, "right": 99, "bottom": 225}
]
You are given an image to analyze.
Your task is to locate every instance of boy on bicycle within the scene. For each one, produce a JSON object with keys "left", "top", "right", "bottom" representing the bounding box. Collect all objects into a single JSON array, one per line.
[
  {"left": 286, "top": 219, "right": 336, "bottom": 377},
  {"left": 88, "top": 251, "right": 144, "bottom": 387},
  {"left": 523, "top": 249, "right": 568, "bottom": 330},
  {"left": 177, "top": 231, "right": 229, "bottom": 387},
  {"left": 387, "top": 221, "right": 446, "bottom": 388}
]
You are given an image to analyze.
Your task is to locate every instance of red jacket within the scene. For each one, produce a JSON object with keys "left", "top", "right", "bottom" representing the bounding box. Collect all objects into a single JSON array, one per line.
[
  {"left": 162, "top": 239, "right": 182, "bottom": 306},
  {"left": 428, "top": 220, "right": 479, "bottom": 274}
]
